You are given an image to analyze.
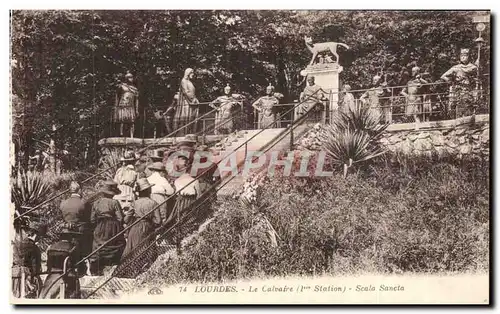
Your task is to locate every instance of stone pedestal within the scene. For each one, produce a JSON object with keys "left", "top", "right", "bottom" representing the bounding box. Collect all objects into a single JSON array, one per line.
[{"left": 300, "top": 63, "right": 343, "bottom": 123}]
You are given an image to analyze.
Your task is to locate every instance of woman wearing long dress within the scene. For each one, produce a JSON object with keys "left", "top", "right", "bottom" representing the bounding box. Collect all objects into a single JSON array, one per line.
[
  {"left": 89, "top": 181, "right": 125, "bottom": 275},
  {"left": 401, "top": 66, "right": 429, "bottom": 123},
  {"left": 119, "top": 178, "right": 161, "bottom": 277}
]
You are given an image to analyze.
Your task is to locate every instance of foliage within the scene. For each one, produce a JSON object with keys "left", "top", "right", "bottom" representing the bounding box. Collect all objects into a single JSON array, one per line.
[
  {"left": 97, "top": 148, "right": 124, "bottom": 180},
  {"left": 138, "top": 154, "right": 489, "bottom": 286},
  {"left": 11, "top": 170, "right": 54, "bottom": 213},
  {"left": 11, "top": 10, "right": 490, "bottom": 167},
  {"left": 321, "top": 104, "right": 388, "bottom": 176}
]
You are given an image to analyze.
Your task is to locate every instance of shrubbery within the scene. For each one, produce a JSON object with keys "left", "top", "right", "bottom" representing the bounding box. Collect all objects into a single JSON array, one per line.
[{"left": 138, "top": 153, "right": 489, "bottom": 287}]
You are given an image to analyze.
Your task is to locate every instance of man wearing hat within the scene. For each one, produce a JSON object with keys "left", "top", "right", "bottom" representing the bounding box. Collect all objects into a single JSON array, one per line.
[
  {"left": 89, "top": 180, "right": 125, "bottom": 275},
  {"left": 147, "top": 162, "right": 175, "bottom": 225},
  {"left": 440, "top": 48, "right": 479, "bottom": 117},
  {"left": 114, "top": 150, "right": 138, "bottom": 210},
  {"left": 121, "top": 178, "right": 161, "bottom": 276},
  {"left": 135, "top": 154, "right": 152, "bottom": 179},
  {"left": 39, "top": 229, "right": 83, "bottom": 299},
  {"left": 12, "top": 218, "right": 44, "bottom": 298}
]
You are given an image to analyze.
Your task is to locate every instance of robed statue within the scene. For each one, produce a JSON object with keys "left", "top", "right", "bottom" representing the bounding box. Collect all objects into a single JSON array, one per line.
[
  {"left": 296, "top": 76, "right": 327, "bottom": 121},
  {"left": 175, "top": 68, "right": 200, "bottom": 135},
  {"left": 209, "top": 84, "right": 244, "bottom": 135},
  {"left": 251, "top": 84, "right": 283, "bottom": 129}
]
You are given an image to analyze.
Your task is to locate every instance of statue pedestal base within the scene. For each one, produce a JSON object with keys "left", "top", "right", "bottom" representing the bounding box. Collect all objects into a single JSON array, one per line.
[{"left": 300, "top": 63, "right": 343, "bottom": 123}]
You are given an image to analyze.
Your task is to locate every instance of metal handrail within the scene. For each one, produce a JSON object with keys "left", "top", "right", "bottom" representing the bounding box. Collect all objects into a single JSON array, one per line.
[
  {"left": 39, "top": 89, "right": 323, "bottom": 297},
  {"left": 15, "top": 105, "right": 222, "bottom": 221},
  {"left": 85, "top": 90, "right": 323, "bottom": 299}
]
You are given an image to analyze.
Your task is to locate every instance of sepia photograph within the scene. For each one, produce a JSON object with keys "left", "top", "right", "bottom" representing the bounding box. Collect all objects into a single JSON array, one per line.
[{"left": 9, "top": 9, "right": 491, "bottom": 304}]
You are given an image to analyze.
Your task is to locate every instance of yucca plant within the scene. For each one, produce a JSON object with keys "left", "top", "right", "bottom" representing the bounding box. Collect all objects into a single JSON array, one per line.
[
  {"left": 11, "top": 170, "right": 54, "bottom": 215},
  {"left": 334, "top": 102, "right": 388, "bottom": 135},
  {"left": 98, "top": 148, "right": 124, "bottom": 180},
  {"left": 321, "top": 103, "right": 388, "bottom": 177}
]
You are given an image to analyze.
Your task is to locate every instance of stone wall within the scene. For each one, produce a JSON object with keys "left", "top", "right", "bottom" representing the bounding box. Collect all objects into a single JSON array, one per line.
[
  {"left": 380, "top": 121, "right": 489, "bottom": 159},
  {"left": 295, "top": 115, "right": 490, "bottom": 159}
]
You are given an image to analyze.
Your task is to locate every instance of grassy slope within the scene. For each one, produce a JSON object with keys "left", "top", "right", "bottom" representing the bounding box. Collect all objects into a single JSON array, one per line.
[{"left": 138, "top": 154, "right": 489, "bottom": 287}]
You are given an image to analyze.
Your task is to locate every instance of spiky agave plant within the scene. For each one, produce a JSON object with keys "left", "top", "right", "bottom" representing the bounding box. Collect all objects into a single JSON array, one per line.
[
  {"left": 321, "top": 103, "right": 388, "bottom": 177},
  {"left": 334, "top": 101, "right": 388, "bottom": 135},
  {"left": 11, "top": 170, "right": 54, "bottom": 215},
  {"left": 97, "top": 148, "right": 124, "bottom": 180}
]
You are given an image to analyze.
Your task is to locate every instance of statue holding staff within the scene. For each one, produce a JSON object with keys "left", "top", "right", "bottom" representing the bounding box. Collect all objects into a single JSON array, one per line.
[
  {"left": 440, "top": 48, "right": 478, "bottom": 117},
  {"left": 112, "top": 71, "right": 139, "bottom": 138}
]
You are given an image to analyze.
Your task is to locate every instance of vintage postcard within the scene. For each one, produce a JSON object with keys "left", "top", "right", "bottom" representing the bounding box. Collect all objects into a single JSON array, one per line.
[{"left": 10, "top": 9, "right": 490, "bottom": 304}]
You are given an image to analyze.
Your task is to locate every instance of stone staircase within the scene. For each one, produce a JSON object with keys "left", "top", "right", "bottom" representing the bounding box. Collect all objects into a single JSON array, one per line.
[
  {"left": 79, "top": 124, "right": 314, "bottom": 299},
  {"left": 212, "top": 124, "right": 314, "bottom": 197}
]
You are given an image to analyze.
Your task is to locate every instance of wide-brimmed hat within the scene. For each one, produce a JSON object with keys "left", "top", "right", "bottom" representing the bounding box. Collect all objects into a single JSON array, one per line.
[
  {"left": 136, "top": 178, "right": 155, "bottom": 192},
  {"left": 69, "top": 181, "right": 81, "bottom": 194},
  {"left": 149, "top": 150, "right": 164, "bottom": 161},
  {"left": 17, "top": 219, "right": 47, "bottom": 236},
  {"left": 148, "top": 162, "right": 166, "bottom": 172},
  {"left": 100, "top": 180, "right": 121, "bottom": 195},
  {"left": 58, "top": 228, "right": 83, "bottom": 237},
  {"left": 120, "top": 151, "right": 136, "bottom": 162}
]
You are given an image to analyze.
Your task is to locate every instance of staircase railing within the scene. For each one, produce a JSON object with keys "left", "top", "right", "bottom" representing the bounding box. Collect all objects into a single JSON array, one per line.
[{"left": 42, "top": 89, "right": 323, "bottom": 298}]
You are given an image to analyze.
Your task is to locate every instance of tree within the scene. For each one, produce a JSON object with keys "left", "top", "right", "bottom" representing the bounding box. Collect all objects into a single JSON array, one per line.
[{"left": 10, "top": 10, "right": 490, "bottom": 169}]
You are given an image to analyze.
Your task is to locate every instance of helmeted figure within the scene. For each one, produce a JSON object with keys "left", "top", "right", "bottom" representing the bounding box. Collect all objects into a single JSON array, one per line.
[
  {"left": 401, "top": 66, "right": 430, "bottom": 123},
  {"left": 360, "top": 75, "right": 392, "bottom": 123},
  {"left": 209, "top": 84, "right": 243, "bottom": 134},
  {"left": 440, "top": 48, "right": 478, "bottom": 117},
  {"left": 112, "top": 71, "right": 139, "bottom": 138},
  {"left": 176, "top": 68, "right": 200, "bottom": 135},
  {"left": 297, "top": 76, "right": 326, "bottom": 121},
  {"left": 252, "top": 84, "right": 281, "bottom": 128}
]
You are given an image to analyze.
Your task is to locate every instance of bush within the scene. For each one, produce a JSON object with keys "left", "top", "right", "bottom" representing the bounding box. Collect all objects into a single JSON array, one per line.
[{"left": 138, "top": 153, "right": 489, "bottom": 286}]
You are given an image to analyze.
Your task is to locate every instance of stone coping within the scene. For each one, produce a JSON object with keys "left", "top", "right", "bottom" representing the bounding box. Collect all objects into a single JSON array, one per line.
[
  {"left": 385, "top": 114, "right": 489, "bottom": 133},
  {"left": 98, "top": 134, "right": 225, "bottom": 147},
  {"left": 98, "top": 114, "right": 489, "bottom": 148}
]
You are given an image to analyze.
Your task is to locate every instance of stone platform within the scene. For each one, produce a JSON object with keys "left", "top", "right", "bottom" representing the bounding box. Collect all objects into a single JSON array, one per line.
[{"left": 97, "top": 135, "right": 226, "bottom": 149}]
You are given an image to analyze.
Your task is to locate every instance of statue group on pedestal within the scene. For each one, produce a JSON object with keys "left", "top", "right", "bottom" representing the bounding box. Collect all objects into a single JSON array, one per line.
[
  {"left": 109, "top": 40, "right": 482, "bottom": 138},
  {"left": 339, "top": 47, "right": 479, "bottom": 124}
]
